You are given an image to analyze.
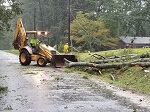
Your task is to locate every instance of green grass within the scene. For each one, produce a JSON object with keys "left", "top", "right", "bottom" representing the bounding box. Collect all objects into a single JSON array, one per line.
[
  {"left": 114, "top": 67, "right": 150, "bottom": 94},
  {"left": 3, "top": 50, "right": 19, "bottom": 55},
  {"left": 4, "top": 105, "right": 13, "bottom": 110},
  {"left": 75, "top": 48, "right": 150, "bottom": 95},
  {"left": 77, "top": 48, "right": 150, "bottom": 61},
  {"left": 0, "top": 86, "right": 8, "bottom": 91}
]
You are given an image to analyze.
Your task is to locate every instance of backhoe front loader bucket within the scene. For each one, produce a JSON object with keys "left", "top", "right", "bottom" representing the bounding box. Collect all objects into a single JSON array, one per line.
[{"left": 51, "top": 55, "right": 77, "bottom": 67}]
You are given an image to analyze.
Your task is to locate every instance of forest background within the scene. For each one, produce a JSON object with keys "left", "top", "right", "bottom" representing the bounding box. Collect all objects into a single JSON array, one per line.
[{"left": 0, "top": 0, "right": 150, "bottom": 52}]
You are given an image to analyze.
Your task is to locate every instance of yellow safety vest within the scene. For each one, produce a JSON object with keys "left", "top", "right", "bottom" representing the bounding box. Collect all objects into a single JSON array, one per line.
[{"left": 30, "top": 37, "right": 40, "bottom": 46}]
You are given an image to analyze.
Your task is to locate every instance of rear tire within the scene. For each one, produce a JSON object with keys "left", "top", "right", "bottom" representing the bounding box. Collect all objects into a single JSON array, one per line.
[
  {"left": 19, "top": 49, "right": 31, "bottom": 66},
  {"left": 37, "top": 57, "right": 47, "bottom": 67}
]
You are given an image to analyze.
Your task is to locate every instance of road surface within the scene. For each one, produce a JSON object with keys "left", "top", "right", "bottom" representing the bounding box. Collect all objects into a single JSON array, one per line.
[{"left": 0, "top": 51, "right": 149, "bottom": 112}]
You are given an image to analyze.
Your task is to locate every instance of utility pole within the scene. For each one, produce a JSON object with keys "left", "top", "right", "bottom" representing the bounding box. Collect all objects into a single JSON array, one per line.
[
  {"left": 68, "top": 0, "right": 71, "bottom": 46},
  {"left": 34, "top": 8, "right": 36, "bottom": 30},
  {"left": 39, "top": 0, "right": 44, "bottom": 30},
  {"left": 34, "top": 7, "right": 36, "bottom": 37}
]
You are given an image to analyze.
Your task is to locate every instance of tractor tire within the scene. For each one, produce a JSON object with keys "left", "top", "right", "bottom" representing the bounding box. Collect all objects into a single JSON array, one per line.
[
  {"left": 37, "top": 57, "right": 47, "bottom": 67},
  {"left": 19, "top": 49, "right": 31, "bottom": 66}
]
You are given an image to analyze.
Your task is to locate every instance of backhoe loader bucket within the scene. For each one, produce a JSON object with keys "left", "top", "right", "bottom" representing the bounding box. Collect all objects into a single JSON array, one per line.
[{"left": 51, "top": 55, "right": 77, "bottom": 67}]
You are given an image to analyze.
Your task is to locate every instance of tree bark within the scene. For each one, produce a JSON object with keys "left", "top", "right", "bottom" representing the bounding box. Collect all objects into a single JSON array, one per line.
[
  {"left": 64, "top": 58, "right": 150, "bottom": 69},
  {"left": 90, "top": 58, "right": 150, "bottom": 64}
]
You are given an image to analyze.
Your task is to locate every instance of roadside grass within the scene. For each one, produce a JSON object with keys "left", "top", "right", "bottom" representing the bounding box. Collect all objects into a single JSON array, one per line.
[
  {"left": 3, "top": 50, "right": 19, "bottom": 55},
  {"left": 4, "top": 105, "right": 13, "bottom": 110},
  {"left": 77, "top": 48, "right": 150, "bottom": 61},
  {"left": 0, "top": 74, "right": 8, "bottom": 91},
  {"left": 74, "top": 48, "right": 150, "bottom": 95},
  {"left": 0, "top": 86, "right": 8, "bottom": 91},
  {"left": 113, "top": 66, "right": 150, "bottom": 94}
]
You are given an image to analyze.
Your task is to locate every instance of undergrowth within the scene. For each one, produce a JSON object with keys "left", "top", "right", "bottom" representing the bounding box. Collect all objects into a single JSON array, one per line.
[
  {"left": 65, "top": 66, "right": 150, "bottom": 95},
  {"left": 114, "top": 66, "right": 150, "bottom": 95}
]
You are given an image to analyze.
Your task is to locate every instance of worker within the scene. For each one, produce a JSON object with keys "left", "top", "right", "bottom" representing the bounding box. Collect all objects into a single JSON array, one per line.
[
  {"left": 29, "top": 36, "right": 40, "bottom": 48},
  {"left": 63, "top": 43, "right": 69, "bottom": 54}
]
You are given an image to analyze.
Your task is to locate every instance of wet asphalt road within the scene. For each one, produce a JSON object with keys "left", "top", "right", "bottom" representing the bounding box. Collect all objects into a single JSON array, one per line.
[{"left": 0, "top": 51, "right": 149, "bottom": 112}]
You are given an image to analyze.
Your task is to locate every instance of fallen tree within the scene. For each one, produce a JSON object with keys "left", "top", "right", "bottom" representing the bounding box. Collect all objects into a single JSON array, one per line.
[
  {"left": 90, "top": 58, "right": 150, "bottom": 64},
  {"left": 64, "top": 51, "right": 150, "bottom": 69},
  {"left": 64, "top": 58, "right": 150, "bottom": 69},
  {"left": 88, "top": 51, "right": 150, "bottom": 64}
]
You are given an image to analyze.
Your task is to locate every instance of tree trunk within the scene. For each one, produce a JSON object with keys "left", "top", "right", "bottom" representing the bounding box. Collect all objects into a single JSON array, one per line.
[
  {"left": 90, "top": 58, "right": 150, "bottom": 64},
  {"left": 64, "top": 58, "right": 150, "bottom": 69}
]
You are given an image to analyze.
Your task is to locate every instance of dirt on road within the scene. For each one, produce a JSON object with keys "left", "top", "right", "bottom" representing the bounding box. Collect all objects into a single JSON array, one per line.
[{"left": 0, "top": 51, "right": 150, "bottom": 112}]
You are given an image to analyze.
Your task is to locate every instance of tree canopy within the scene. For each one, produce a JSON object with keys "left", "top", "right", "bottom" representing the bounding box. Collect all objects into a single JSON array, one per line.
[
  {"left": 0, "top": 0, "right": 22, "bottom": 31},
  {"left": 95, "top": 0, "right": 150, "bottom": 37},
  {"left": 1, "top": 0, "right": 150, "bottom": 51},
  {"left": 71, "top": 12, "right": 118, "bottom": 51},
  {"left": 0, "top": 0, "right": 22, "bottom": 49}
]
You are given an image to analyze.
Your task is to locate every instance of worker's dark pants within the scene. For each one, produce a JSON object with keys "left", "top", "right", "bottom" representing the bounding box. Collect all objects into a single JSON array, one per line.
[{"left": 31, "top": 46, "right": 38, "bottom": 54}]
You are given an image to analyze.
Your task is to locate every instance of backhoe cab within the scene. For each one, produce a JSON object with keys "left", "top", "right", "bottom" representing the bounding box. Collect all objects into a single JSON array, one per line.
[{"left": 12, "top": 18, "right": 77, "bottom": 67}]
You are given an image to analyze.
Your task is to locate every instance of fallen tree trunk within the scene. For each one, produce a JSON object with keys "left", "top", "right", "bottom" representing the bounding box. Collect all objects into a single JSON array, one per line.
[
  {"left": 88, "top": 51, "right": 106, "bottom": 59},
  {"left": 64, "top": 58, "right": 150, "bottom": 69},
  {"left": 88, "top": 51, "right": 150, "bottom": 64},
  {"left": 90, "top": 58, "right": 150, "bottom": 64},
  {"left": 90, "top": 58, "right": 126, "bottom": 64},
  {"left": 88, "top": 51, "right": 140, "bottom": 60}
]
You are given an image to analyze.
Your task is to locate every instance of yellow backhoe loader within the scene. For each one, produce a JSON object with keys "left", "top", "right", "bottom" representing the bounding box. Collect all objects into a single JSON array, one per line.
[{"left": 12, "top": 18, "right": 77, "bottom": 67}]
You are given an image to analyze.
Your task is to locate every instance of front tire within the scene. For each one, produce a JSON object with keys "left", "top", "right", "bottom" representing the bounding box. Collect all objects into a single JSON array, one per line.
[
  {"left": 19, "top": 49, "right": 31, "bottom": 66},
  {"left": 37, "top": 57, "right": 47, "bottom": 67}
]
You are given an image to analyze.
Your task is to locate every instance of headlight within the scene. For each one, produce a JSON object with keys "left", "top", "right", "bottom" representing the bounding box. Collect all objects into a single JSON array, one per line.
[
  {"left": 44, "top": 31, "right": 48, "bottom": 35},
  {"left": 37, "top": 31, "right": 41, "bottom": 35}
]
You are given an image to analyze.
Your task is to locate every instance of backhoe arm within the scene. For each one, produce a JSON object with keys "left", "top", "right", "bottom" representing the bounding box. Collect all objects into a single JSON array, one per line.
[{"left": 12, "top": 18, "right": 28, "bottom": 50}]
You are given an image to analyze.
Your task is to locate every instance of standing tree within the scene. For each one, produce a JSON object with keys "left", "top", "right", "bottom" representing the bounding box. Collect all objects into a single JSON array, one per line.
[
  {"left": 71, "top": 12, "right": 118, "bottom": 51},
  {"left": 0, "top": 0, "right": 22, "bottom": 32},
  {"left": 95, "top": 0, "right": 150, "bottom": 37},
  {"left": 0, "top": 0, "right": 22, "bottom": 50}
]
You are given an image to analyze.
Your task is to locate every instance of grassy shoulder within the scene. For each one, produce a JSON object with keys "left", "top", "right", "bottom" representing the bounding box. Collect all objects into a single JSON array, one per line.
[
  {"left": 77, "top": 48, "right": 150, "bottom": 61},
  {"left": 72, "top": 48, "right": 150, "bottom": 95},
  {"left": 3, "top": 50, "right": 19, "bottom": 55},
  {"left": 65, "top": 66, "right": 150, "bottom": 95},
  {"left": 0, "top": 86, "right": 8, "bottom": 91},
  {"left": 114, "top": 66, "right": 150, "bottom": 94}
]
